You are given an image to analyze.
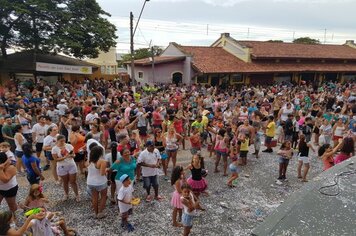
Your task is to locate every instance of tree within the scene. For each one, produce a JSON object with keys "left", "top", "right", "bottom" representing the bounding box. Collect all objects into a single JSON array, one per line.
[
  {"left": 120, "top": 46, "right": 163, "bottom": 64},
  {"left": 293, "top": 37, "right": 320, "bottom": 44},
  {"left": 0, "top": 0, "right": 117, "bottom": 58}
]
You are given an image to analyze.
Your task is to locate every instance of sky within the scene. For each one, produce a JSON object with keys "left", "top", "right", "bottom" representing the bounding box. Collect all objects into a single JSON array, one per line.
[{"left": 96, "top": 0, "right": 356, "bottom": 53}]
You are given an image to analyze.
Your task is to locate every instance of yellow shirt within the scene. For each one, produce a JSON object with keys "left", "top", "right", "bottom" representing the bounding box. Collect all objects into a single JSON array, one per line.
[
  {"left": 201, "top": 115, "right": 208, "bottom": 128},
  {"left": 266, "top": 121, "right": 275, "bottom": 137},
  {"left": 240, "top": 138, "right": 249, "bottom": 151}
]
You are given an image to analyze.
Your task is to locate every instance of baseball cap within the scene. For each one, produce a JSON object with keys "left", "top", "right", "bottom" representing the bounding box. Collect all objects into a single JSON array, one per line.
[
  {"left": 145, "top": 140, "right": 154, "bottom": 147},
  {"left": 119, "top": 174, "right": 130, "bottom": 183}
]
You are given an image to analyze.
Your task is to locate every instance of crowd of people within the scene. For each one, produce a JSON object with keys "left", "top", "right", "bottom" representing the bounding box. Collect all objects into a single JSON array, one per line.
[{"left": 0, "top": 78, "right": 355, "bottom": 235}]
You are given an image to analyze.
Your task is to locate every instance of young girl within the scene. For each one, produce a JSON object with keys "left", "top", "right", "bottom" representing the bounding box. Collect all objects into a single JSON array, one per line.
[
  {"left": 214, "top": 129, "right": 229, "bottom": 176},
  {"left": 227, "top": 140, "right": 240, "bottom": 188},
  {"left": 180, "top": 184, "right": 204, "bottom": 236},
  {"left": 277, "top": 141, "right": 293, "bottom": 182},
  {"left": 297, "top": 134, "right": 315, "bottom": 182},
  {"left": 20, "top": 184, "right": 49, "bottom": 209},
  {"left": 318, "top": 140, "right": 343, "bottom": 171},
  {"left": 189, "top": 127, "right": 201, "bottom": 155},
  {"left": 186, "top": 155, "right": 207, "bottom": 198},
  {"left": 238, "top": 133, "right": 249, "bottom": 166},
  {"left": 171, "top": 166, "right": 185, "bottom": 227},
  {"left": 0, "top": 210, "right": 42, "bottom": 236}
]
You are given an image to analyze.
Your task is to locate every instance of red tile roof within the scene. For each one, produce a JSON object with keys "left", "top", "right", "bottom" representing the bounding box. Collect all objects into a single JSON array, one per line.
[
  {"left": 131, "top": 56, "right": 185, "bottom": 66},
  {"left": 178, "top": 44, "right": 356, "bottom": 74},
  {"left": 178, "top": 46, "right": 253, "bottom": 73},
  {"left": 238, "top": 41, "right": 356, "bottom": 60}
]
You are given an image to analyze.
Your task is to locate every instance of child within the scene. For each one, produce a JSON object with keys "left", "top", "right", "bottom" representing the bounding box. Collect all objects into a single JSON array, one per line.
[
  {"left": 227, "top": 140, "right": 240, "bottom": 188},
  {"left": 171, "top": 166, "right": 185, "bottom": 227},
  {"left": 297, "top": 134, "right": 315, "bottom": 182},
  {"left": 301, "top": 117, "right": 313, "bottom": 142},
  {"left": 277, "top": 141, "right": 293, "bottom": 183},
  {"left": 20, "top": 184, "right": 49, "bottom": 209},
  {"left": 180, "top": 184, "right": 204, "bottom": 236},
  {"left": 117, "top": 174, "right": 135, "bottom": 232},
  {"left": 0, "top": 142, "right": 16, "bottom": 166},
  {"left": 238, "top": 133, "right": 249, "bottom": 166},
  {"left": 27, "top": 208, "right": 76, "bottom": 236},
  {"left": 189, "top": 127, "right": 201, "bottom": 155},
  {"left": 187, "top": 155, "right": 207, "bottom": 198}
]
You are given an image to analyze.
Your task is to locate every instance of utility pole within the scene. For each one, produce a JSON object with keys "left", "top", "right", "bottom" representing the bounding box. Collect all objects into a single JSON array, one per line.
[
  {"left": 324, "top": 28, "right": 327, "bottom": 44},
  {"left": 151, "top": 46, "right": 155, "bottom": 83},
  {"left": 207, "top": 24, "right": 209, "bottom": 36},
  {"left": 130, "top": 12, "right": 135, "bottom": 85}
]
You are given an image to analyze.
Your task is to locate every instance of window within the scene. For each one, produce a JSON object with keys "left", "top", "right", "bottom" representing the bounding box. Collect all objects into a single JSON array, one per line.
[
  {"left": 138, "top": 72, "right": 143, "bottom": 79},
  {"left": 230, "top": 74, "right": 243, "bottom": 83},
  {"left": 197, "top": 75, "right": 208, "bottom": 84}
]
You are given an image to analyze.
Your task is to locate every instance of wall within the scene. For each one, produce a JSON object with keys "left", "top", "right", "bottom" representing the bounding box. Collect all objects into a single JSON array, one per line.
[
  {"left": 161, "top": 43, "right": 186, "bottom": 57},
  {"left": 129, "top": 61, "right": 184, "bottom": 84}
]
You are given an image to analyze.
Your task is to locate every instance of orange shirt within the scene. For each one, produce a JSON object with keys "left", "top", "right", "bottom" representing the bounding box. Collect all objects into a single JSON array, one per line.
[{"left": 73, "top": 133, "right": 85, "bottom": 153}]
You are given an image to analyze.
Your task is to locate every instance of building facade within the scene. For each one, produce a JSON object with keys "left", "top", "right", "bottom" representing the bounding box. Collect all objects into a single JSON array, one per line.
[{"left": 128, "top": 33, "right": 356, "bottom": 86}]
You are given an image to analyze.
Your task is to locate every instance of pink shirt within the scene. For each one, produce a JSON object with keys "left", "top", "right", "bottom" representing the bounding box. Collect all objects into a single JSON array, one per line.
[{"left": 334, "top": 153, "right": 350, "bottom": 164}]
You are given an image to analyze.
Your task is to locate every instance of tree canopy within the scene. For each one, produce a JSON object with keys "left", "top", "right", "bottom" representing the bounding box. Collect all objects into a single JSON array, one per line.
[
  {"left": 0, "top": 0, "right": 117, "bottom": 58},
  {"left": 119, "top": 46, "right": 163, "bottom": 66},
  {"left": 293, "top": 37, "right": 320, "bottom": 44}
]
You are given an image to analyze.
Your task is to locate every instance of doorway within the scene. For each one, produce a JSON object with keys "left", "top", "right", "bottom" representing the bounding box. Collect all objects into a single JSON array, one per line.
[{"left": 172, "top": 72, "right": 183, "bottom": 85}]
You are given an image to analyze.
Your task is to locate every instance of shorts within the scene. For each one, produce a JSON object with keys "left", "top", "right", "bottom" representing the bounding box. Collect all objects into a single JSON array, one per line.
[
  {"left": 265, "top": 136, "right": 273, "bottom": 144},
  {"left": 87, "top": 183, "right": 108, "bottom": 192},
  {"left": 143, "top": 175, "right": 159, "bottom": 189},
  {"left": 27, "top": 174, "right": 40, "bottom": 185},
  {"left": 278, "top": 157, "right": 290, "bottom": 164},
  {"left": 182, "top": 213, "right": 194, "bottom": 227},
  {"left": 239, "top": 151, "right": 248, "bottom": 158},
  {"left": 166, "top": 148, "right": 178, "bottom": 154},
  {"left": 215, "top": 150, "right": 228, "bottom": 158},
  {"left": 74, "top": 153, "right": 85, "bottom": 162},
  {"left": 138, "top": 126, "right": 147, "bottom": 136},
  {"left": 229, "top": 163, "right": 241, "bottom": 173},
  {"left": 44, "top": 151, "right": 54, "bottom": 161},
  {"left": 333, "top": 135, "right": 343, "bottom": 141},
  {"left": 15, "top": 150, "right": 23, "bottom": 158},
  {"left": 0, "top": 185, "right": 18, "bottom": 198},
  {"left": 160, "top": 152, "right": 168, "bottom": 160},
  {"left": 57, "top": 163, "right": 78, "bottom": 176},
  {"left": 298, "top": 156, "right": 310, "bottom": 164},
  {"left": 120, "top": 208, "right": 133, "bottom": 218},
  {"left": 35, "top": 143, "right": 43, "bottom": 153}
]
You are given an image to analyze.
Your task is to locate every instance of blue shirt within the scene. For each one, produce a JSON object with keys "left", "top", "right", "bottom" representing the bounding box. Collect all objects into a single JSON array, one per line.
[
  {"left": 111, "top": 156, "right": 137, "bottom": 181},
  {"left": 22, "top": 155, "right": 41, "bottom": 177},
  {"left": 248, "top": 106, "right": 258, "bottom": 115}
]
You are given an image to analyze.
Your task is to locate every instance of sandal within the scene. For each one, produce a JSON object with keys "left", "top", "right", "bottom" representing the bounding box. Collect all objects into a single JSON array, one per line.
[
  {"left": 145, "top": 195, "right": 152, "bottom": 202},
  {"left": 155, "top": 195, "right": 163, "bottom": 201}
]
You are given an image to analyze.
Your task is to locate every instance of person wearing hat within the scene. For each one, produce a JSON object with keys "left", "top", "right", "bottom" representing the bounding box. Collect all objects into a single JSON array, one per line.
[
  {"left": 117, "top": 174, "right": 135, "bottom": 232},
  {"left": 57, "top": 99, "right": 68, "bottom": 116},
  {"left": 137, "top": 140, "right": 163, "bottom": 202}
]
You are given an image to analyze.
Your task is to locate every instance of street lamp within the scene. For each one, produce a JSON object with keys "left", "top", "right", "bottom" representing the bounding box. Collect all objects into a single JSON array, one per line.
[{"left": 130, "top": 0, "right": 150, "bottom": 86}]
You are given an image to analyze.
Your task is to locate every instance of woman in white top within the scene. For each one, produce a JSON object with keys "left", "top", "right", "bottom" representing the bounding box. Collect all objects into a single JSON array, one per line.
[
  {"left": 51, "top": 135, "right": 79, "bottom": 202},
  {"left": 0, "top": 152, "right": 18, "bottom": 212},
  {"left": 332, "top": 118, "right": 347, "bottom": 148},
  {"left": 43, "top": 126, "right": 59, "bottom": 183},
  {"left": 87, "top": 145, "right": 108, "bottom": 219},
  {"left": 163, "top": 126, "right": 182, "bottom": 179},
  {"left": 14, "top": 124, "right": 27, "bottom": 173}
]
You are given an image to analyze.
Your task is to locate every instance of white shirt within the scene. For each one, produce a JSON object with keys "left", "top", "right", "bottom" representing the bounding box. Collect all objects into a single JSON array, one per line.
[
  {"left": 51, "top": 144, "right": 75, "bottom": 167},
  {"left": 137, "top": 149, "right": 161, "bottom": 177},
  {"left": 56, "top": 103, "right": 68, "bottom": 115},
  {"left": 30, "top": 218, "right": 54, "bottom": 236},
  {"left": 43, "top": 135, "right": 57, "bottom": 149},
  {"left": 86, "top": 139, "right": 105, "bottom": 158},
  {"left": 6, "top": 150, "right": 16, "bottom": 165},
  {"left": 117, "top": 185, "right": 133, "bottom": 213},
  {"left": 32, "top": 123, "right": 48, "bottom": 143},
  {"left": 85, "top": 113, "right": 99, "bottom": 124}
]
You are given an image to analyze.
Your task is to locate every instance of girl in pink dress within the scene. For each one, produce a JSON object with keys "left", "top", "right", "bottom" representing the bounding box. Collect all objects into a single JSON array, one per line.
[{"left": 171, "top": 166, "right": 186, "bottom": 227}]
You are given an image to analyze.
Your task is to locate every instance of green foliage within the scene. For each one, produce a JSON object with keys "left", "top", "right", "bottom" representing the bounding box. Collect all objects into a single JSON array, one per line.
[
  {"left": 0, "top": 0, "right": 117, "bottom": 58},
  {"left": 120, "top": 46, "right": 163, "bottom": 63},
  {"left": 293, "top": 37, "right": 320, "bottom": 44},
  {"left": 267, "top": 40, "right": 284, "bottom": 43}
]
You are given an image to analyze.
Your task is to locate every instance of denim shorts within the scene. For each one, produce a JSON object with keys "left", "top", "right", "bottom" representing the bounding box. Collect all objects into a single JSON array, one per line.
[
  {"left": 229, "top": 163, "right": 241, "bottom": 173},
  {"left": 182, "top": 213, "right": 194, "bottom": 227},
  {"left": 87, "top": 183, "right": 108, "bottom": 192},
  {"left": 278, "top": 157, "right": 290, "bottom": 164},
  {"left": 143, "top": 175, "right": 159, "bottom": 189},
  {"left": 215, "top": 150, "right": 228, "bottom": 158}
]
